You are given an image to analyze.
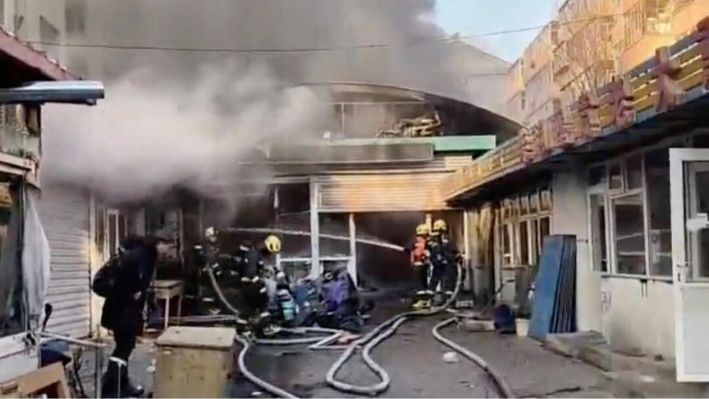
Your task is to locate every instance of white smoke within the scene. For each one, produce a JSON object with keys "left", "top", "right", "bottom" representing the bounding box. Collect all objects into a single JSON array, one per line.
[{"left": 41, "top": 62, "right": 330, "bottom": 205}]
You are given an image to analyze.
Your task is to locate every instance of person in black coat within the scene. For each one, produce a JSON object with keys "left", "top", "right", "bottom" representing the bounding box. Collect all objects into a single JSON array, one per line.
[{"left": 101, "top": 234, "right": 171, "bottom": 398}]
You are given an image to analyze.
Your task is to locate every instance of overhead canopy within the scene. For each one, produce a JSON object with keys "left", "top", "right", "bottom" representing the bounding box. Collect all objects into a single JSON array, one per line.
[{"left": 295, "top": 82, "right": 521, "bottom": 141}]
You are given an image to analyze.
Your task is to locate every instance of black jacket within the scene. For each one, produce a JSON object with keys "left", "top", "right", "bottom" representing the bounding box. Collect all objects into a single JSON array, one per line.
[
  {"left": 100, "top": 237, "right": 158, "bottom": 332},
  {"left": 428, "top": 234, "right": 460, "bottom": 269}
]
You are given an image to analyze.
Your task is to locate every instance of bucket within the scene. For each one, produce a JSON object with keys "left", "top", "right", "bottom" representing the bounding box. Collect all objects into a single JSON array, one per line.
[{"left": 515, "top": 318, "right": 529, "bottom": 337}]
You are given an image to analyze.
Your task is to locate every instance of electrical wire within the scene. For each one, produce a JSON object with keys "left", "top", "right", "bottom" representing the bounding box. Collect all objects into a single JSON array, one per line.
[{"left": 27, "top": 15, "right": 617, "bottom": 54}]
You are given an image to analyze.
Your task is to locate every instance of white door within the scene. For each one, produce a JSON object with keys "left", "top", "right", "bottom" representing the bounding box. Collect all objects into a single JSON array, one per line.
[{"left": 670, "top": 148, "right": 709, "bottom": 381}]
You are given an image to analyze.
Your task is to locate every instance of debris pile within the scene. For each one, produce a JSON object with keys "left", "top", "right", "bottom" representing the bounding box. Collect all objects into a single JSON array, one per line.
[{"left": 376, "top": 112, "right": 442, "bottom": 138}]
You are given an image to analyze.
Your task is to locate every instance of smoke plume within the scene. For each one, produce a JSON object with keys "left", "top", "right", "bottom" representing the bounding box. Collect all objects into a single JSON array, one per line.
[
  {"left": 42, "top": 62, "right": 330, "bottom": 205},
  {"left": 39, "top": 0, "right": 507, "bottom": 206}
]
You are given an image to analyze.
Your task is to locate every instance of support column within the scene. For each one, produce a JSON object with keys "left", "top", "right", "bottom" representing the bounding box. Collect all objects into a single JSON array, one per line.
[
  {"left": 309, "top": 179, "right": 320, "bottom": 278},
  {"left": 463, "top": 210, "right": 472, "bottom": 291},
  {"left": 348, "top": 213, "right": 357, "bottom": 286}
]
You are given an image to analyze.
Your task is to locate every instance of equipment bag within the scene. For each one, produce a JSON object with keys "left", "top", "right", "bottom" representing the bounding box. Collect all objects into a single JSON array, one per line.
[{"left": 91, "top": 249, "right": 123, "bottom": 298}]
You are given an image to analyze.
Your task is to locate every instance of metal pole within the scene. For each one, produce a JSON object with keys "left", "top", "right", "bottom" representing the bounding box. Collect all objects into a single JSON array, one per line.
[
  {"left": 348, "top": 213, "right": 357, "bottom": 286},
  {"left": 309, "top": 179, "right": 320, "bottom": 279}
]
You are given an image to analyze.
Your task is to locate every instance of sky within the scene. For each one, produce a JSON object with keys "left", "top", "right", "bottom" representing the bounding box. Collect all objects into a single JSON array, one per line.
[{"left": 435, "top": 0, "right": 559, "bottom": 62}]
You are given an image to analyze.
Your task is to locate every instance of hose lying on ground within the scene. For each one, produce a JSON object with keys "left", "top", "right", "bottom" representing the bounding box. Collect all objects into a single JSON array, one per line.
[
  {"left": 207, "top": 254, "right": 512, "bottom": 398},
  {"left": 206, "top": 260, "right": 303, "bottom": 398},
  {"left": 235, "top": 333, "right": 299, "bottom": 399},
  {"left": 324, "top": 263, "right": 464, "bottom": 396},
  {"left": 432, "top": 317, "right": 514, "bottom": 398}
]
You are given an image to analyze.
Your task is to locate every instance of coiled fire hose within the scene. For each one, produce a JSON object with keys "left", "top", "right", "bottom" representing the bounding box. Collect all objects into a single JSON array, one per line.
[{"left": 206, "top": 256, "right": 513, "bottom": 398}]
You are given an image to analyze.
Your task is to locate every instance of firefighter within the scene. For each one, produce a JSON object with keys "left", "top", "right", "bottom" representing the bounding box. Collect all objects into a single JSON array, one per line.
[
  {"left": 427, "top": 219, "right": 462, "bottom": 303},
  {"left": 411, "top": 223, "right": 432, "bottom": 309},
  {"left": 237, "top": 234, "right": 282, "bottom": 336}
]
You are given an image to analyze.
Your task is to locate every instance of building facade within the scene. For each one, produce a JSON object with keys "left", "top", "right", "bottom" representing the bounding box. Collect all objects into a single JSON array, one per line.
[
  {"left": 505, "top": 0, "right": 709, "bottom": 125},
  {"left": 444, "top": 16, "right": 709, "bottom": 381}
]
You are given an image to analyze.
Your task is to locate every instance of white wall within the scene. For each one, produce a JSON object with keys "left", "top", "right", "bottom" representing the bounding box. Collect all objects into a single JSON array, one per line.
[
  {"left": 551, "top": 168, "right": 675, "bottom": 359},
  {"left": 551, "top": 168, "right": 603, "bottom": 332},
  {"left": 600, "top": 277, "right": 674, "bottom": 358}
]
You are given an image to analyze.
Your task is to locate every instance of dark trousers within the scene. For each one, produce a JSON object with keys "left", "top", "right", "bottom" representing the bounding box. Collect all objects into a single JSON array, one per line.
[
  {"left": 413, "top": 263, "right": 429, "bottom": 292},
  {"left": 429, "top": 265, "right": 446, "bottom": 292},
  {"left": 241, "top": 281, "right": 269, "bottom": 318},
  {"left": 443, "top": 263, "right": 459, "bottom": 292},
  {"left": 103, "top": 321, "right": 139, "bottom": 396},
  {"left": 112, "top": 325, "right": 137, "bottom": 362}
]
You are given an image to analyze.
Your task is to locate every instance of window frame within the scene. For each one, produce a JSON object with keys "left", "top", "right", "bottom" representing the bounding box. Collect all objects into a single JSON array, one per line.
[
  {"left": 498, "top": 190, "right": 552, "bottom": 269},
  {"left": 586, "top": 135, "right": 693, "bottom": 280}
]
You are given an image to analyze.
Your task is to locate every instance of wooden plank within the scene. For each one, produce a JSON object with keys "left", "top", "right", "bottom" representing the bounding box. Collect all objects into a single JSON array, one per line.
[
  {"left": 156, "top": 326, "right": 236, "bottom": 350},
  {"left": 633, "top": 93, "right": 657, "bottom": 114},
  {"left": 680, "top": 71, "right": 705, "bottom": 92},
  {"left": 2, "top": 363, "right": 71, "bottom": 398},
  {"left": 677, "top": 56, "right": 703, "bottom": 81},
  {"left": 155, "top": 342, "right": 236, "bottom": 398}
]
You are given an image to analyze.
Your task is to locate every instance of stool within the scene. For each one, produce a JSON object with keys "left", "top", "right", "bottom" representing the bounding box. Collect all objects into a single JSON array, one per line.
[{"left": 151, "top": 280, "right": 184, "bottom": 330}]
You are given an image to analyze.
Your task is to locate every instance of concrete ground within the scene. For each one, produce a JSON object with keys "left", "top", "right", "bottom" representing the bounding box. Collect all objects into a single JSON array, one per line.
[{"left": 76, "top": 306, "right": 612, "bottom": 398}]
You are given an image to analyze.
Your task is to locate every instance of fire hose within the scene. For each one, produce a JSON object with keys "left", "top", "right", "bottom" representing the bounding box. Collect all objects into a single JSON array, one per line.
[
  {"left": 205, "top": 254, "right": 513, "bottom": 398},
  {"left": 323, "top": 263, "right": 464, "bottom": 396}
]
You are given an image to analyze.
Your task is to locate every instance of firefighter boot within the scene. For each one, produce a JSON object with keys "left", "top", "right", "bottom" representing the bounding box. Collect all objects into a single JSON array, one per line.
[{"left": 412, "top": 291, "right": 431, "bottom": 309}]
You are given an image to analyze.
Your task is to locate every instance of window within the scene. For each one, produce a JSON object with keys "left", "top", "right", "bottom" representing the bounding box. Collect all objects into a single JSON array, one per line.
[
  {"left": 626, "top": 155, "right": 643, "bottom": 190},
  {"left": 501, "top": 222, "right": 513, "bottom": 266},
  {"left": 609, "top": 163, "right": 623, "bottom": 191},
  {"left": 539, "top": 216, "right": 551, "bottom": 250},
  {"left": 588, "top": 165, "right": 607, "bottom": 187},
  {"left": 107, "top": 210, "right": 127, "bottom": 256},
  {"left": 589, "top": 194, "right": 608, "bottom": 272},
  {"left": 612, "top": 193, "right": 646, "bottom": 275},
  {"left": 520, "top": 220, "right": 530, "bottom": 265},
  {"left": 645, "top": 148, "right": 671, "bottom": 276}
]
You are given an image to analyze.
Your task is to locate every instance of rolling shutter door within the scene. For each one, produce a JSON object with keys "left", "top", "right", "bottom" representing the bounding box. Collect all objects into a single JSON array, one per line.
[
  {"left": 38, "top": 185, "right": 92, "bottom": 338},
  {"left": 315, "top": 172, "right": 453, "bottom": 213}
]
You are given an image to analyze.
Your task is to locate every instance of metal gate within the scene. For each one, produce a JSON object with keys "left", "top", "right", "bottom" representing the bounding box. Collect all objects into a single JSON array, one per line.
[
  {"left": 38, "top": 185, "right": 92, "bottom": 338},
  {"left": 314, "top": 172, "right": 453, "bottom": 213}
]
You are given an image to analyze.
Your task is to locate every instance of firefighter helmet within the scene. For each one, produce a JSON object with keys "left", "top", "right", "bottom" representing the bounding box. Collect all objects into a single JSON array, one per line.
[
  {"left": 432, "top": 219, "right": 447, "bottom": 232},
  {"left": 415, "top": 224, "right": 430, "bottom": 236},
  {"left": 264, "top": 235, "right": 282, "bottom": 253}
]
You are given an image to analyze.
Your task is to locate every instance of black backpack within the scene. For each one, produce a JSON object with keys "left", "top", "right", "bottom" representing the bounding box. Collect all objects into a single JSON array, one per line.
[{"left": 91, "top": 248, "right": 124, "bottom": 298}]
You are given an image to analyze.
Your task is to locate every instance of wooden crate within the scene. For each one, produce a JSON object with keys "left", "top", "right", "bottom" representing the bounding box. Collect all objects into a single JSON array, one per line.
[{"left": 154, "top": 326, "right": 237, "bottom": 398}]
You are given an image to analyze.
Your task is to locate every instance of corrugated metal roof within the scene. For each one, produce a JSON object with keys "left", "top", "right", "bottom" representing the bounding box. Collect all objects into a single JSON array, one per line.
[
  {"left": 0, "top": 27, "right": 78, "bottom": 81},
  {"left": 315, "top": 172, "right": 454, "bottom": 212}
]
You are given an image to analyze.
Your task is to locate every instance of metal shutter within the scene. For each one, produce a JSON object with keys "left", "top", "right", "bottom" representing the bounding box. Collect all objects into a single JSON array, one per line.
[
  {"left": 314, "top": 172, "right": 454, "bottom": 213},
  {"left": 38, "top": 185, "right": 91, "bottom": 338}
]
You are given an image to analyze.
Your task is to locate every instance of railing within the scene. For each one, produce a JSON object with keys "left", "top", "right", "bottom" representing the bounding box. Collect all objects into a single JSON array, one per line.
[{"left": 442, "top": 15, "right": 709, "bottom": 200}]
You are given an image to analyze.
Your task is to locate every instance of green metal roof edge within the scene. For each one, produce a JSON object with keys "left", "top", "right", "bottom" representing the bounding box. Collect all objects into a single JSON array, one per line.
[{"left": 314, "top": 135, "right": 496, "bottom": 152}]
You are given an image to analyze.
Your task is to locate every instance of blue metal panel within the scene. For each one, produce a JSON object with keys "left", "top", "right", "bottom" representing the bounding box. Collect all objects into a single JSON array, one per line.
[{"left": 529, "top": 235, "right": 565, "bottom": 341}]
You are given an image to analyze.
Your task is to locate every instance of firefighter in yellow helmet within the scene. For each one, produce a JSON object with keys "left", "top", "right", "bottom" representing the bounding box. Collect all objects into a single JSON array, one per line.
[
  {"left": 428, "top": 219, "right": 461, "bottom": 303},
  {"left": 410, "top": 223, "right": 431, "bottom": 309},
  {"left": 264, "top": 235, "right": 282, "bottom": 254},
  {"left": 235, "top": 234, "right": 283, "bottom": 336}
]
